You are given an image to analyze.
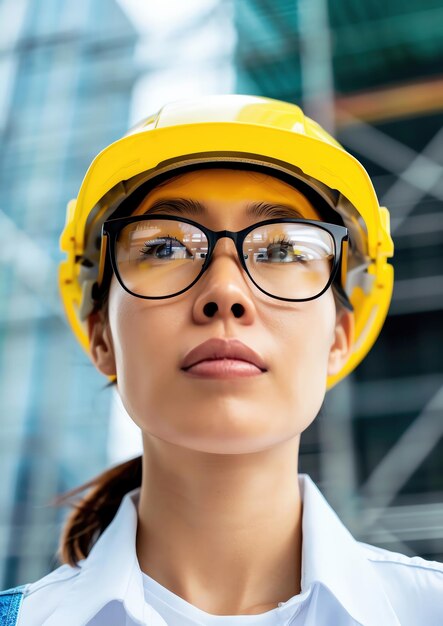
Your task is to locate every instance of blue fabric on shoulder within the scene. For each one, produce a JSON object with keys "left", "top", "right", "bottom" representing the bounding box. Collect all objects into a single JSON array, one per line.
[{"left": 0, "top": 585, "right": 26, "bottom": 626}]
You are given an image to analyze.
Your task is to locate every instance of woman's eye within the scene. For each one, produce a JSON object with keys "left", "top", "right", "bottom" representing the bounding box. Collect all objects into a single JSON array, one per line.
[
  {"left": 265, "top": 241, "right": 307, "bottom": 262},
  {"left": 139, "top": 237, "right": 192, "bottom": 259}
]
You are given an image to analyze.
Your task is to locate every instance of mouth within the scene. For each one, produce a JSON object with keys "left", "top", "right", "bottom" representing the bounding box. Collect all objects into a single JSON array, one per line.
[
  {"left": 183, "top": 358, "right": 265, "bottom": 379},
  {"left": 181, "top": 338, "right": 268, "bottom": 379}
]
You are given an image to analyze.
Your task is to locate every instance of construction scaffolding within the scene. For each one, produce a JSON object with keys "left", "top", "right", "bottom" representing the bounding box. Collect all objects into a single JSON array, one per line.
[{"left": 235, "top": 0, "right": 443, "bottom": 561}]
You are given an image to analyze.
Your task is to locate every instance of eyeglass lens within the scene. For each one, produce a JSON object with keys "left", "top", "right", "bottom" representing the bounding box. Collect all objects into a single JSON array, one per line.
[{"left": 114, "top": 218, "right": 335, "bottom": 300}]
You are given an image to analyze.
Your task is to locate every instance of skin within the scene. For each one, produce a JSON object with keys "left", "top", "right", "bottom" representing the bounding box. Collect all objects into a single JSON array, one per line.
[{"left": 88, "top": 169, "right": 354, "bottom": 616}]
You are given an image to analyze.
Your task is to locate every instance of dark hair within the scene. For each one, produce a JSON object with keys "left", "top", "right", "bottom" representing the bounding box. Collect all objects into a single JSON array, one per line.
[
  {"left": 52, "top": 171, "right": 352, "bottom": 568},
  {"left": 51, "top": 455, "right": 142, "bottom": 567}
]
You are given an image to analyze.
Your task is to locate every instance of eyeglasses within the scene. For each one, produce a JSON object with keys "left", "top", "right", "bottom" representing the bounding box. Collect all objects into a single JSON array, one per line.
[{"left": 99, "top": 215, "right": 350, "bottom": 305}]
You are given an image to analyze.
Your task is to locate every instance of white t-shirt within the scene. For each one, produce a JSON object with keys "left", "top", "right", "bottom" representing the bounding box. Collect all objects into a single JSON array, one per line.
[{"left": 142, "top": 570, "right": 311, "bottom": 626}]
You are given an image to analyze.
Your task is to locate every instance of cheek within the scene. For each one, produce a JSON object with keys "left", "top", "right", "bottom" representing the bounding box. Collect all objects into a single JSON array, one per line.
[
  {"left": 107, "top": 285, "right": 180, "bottom": 429},
  {"left": 274, "top": 295, "right": 336, "bottom": 428}
]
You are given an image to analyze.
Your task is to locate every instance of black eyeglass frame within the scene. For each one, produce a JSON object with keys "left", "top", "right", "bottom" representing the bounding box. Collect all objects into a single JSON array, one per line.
[{"left": 98, "top": 214, "right": 352, "bottom": 308}]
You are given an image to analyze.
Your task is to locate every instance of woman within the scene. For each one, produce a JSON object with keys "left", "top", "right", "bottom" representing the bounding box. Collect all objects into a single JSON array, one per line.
[{"left": 1, "top": 95, "right": 442, "bottom": 625}]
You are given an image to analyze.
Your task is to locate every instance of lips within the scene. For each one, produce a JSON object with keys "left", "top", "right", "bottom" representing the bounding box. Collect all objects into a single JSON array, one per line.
[{"left": 181, "top": 338, "right": 268, "bottom": 372}]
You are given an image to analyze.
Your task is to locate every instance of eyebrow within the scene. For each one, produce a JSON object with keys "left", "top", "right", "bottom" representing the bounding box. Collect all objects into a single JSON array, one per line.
[{"left": 142, "top": 198, "right": 306, "bottom": 220}]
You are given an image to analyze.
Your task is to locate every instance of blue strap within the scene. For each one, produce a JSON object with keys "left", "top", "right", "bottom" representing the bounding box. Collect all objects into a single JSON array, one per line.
[{"left": 0, "top": 585, "right": 26, "bottom": 626}]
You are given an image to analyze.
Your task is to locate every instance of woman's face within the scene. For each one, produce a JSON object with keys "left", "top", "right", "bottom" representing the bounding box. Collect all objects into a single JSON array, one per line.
[{"left": 89, "top": 169, "right": 353, "bottom": 454}]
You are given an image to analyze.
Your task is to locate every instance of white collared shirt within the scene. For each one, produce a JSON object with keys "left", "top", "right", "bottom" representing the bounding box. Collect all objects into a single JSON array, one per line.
[{"left": 16, "top": 474, "right": 443, "bottom": 625}]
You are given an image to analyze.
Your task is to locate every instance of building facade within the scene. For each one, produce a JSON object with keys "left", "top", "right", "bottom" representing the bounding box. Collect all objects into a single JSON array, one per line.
[{"left": 0, "top": 0, "right": 137, "bottom": 588}]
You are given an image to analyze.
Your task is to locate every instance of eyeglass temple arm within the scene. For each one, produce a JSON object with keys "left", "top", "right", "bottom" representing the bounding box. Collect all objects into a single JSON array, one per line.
[
  {"left": 91, "top": 234, "right": 110, "bottom": 301},
  {"left": 333, "top": 282, "right": 354, "bottom": 312},
  {"left": 333, "top": 238, "right": 354, "bottom": 312}
]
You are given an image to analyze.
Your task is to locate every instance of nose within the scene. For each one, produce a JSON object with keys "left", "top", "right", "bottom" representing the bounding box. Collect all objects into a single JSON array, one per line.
[
  {"left": 209, "top": 234, "right": 243, "bottom": 266},
  {"left": 191, "top": 236, "right": 256, "bottom": 324}
]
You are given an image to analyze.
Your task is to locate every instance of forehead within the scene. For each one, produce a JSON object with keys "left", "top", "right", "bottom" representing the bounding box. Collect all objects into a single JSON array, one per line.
[{"left": 135, "top": 168, "right": 322, "bottom": 221}]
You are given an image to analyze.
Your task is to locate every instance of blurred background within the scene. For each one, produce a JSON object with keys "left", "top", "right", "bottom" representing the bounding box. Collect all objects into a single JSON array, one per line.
[{"left": 0, "top": 0, "right": 442, "bottom": 589}]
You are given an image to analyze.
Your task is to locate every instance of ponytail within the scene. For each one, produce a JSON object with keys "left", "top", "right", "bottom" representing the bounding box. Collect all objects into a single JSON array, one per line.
[{"left": 50, "top": 455, "right": 142, "bottom": 568}]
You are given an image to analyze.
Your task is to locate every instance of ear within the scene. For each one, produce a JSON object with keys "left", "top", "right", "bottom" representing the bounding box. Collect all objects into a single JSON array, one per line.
[
  {"left": 327, "top": 309, "right": 355, "bottom": 377},
  {"left": 87, "top": 310, "right": 117, "bottom": 377}
]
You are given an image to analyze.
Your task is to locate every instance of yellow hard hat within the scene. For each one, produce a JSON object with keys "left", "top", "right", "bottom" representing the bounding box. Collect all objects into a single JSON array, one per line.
[{"left": 59, "top": 94, "right": 394, "bottom": 389}]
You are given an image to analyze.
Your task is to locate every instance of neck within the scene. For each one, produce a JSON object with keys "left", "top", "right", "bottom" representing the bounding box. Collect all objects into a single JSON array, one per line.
[{"left": 136, "top": 435, "right": 303, "bottom": 616}]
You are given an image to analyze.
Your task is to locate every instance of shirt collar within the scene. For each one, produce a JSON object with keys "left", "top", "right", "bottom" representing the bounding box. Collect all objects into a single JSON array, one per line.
[
  {"left": 296, "top": 474, "right": 399, "bottom": 626},
  {"left": 44, "top": 486, "right": 151, "bottom": 626},
  {"left": 44, "top": 475, "right": 399, "bottom": 626}
]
